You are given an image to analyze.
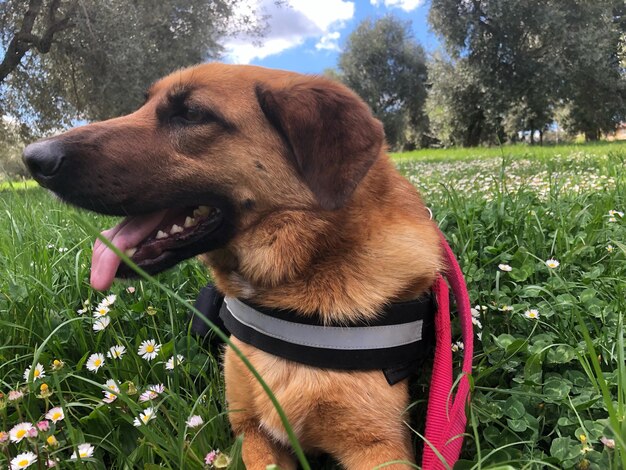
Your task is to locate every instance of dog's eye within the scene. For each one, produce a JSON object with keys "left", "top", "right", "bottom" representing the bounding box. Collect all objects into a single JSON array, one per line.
[
  {"left": 171, "top": 106, "right": 206, "bottom": 125},
  {"left": 182, "top": 107, "right": 204, "bottom": 122}
]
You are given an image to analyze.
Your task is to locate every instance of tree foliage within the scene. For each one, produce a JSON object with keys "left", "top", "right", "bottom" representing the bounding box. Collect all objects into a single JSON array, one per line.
[
  {"left": 338, "top": 16, "right": 428, "bottom": 150},
  {"left": 428, "top": 0, "right": 626, "bottom": 145},
  {"left": 426, "top": 54, "right": 499, "bottom": 147},
  {"left": 0, "top": 0, "right": 268, "bottom": 133}
]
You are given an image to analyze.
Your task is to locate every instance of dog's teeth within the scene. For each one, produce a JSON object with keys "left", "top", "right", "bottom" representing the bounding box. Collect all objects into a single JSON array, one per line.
[
  {"left": 194, "top": 206, "right": 211, "bottom": 217},
  {"left": 170, "top": 224, "right": 183, "bottom": 235},
  {"left": 184, "top": 216, "right": 197, "bottom": 228},
  {"left": 156, "top": 230, "right": 169, "bottom": 239},
  {"left": 125, "top": 248, "right": 137, "bottom": 257}
]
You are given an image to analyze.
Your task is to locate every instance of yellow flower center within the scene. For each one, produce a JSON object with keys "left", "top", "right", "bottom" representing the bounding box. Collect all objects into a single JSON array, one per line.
[
  {"left": 53, "top": 412, "right": 62, "bottom": 420},
  {"left": 40, "top": 384, "right": 48, "bottom": 392},
  {"left": 94, "top": 359, "right": 101, "bottom": 366},
  {"left": 16, "top": 429, "right": 27, "bottom": 439},
  {"left": 18, "top": 459, "right": 29, "bottom": 467},
  {"left": 47, "top": 435, "right": 57, "bottom": 445},
  {"left": 146, "top": 345, "right": 154, "bottom": 353},
  {"left": 34, "top": 369, "right": 40, "bottom": 377},
  {"left": 80, "top": 451, "right": 88, "bottom": 458}
]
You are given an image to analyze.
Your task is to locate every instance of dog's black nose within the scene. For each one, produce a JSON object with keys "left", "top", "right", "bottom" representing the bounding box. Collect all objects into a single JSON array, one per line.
[{"left": 23, "top": 140, "right": 66, "bottom": 180}]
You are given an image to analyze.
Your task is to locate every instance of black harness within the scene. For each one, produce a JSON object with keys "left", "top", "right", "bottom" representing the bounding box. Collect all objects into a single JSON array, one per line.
[{"left": 190, "top": 283, "right": 436, "bottom": 385}]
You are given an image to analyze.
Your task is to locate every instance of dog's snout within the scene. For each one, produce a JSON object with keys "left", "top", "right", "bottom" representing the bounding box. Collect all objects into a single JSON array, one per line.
[{"left": 23, "top": 140, "right": 66, "bottom": 180}]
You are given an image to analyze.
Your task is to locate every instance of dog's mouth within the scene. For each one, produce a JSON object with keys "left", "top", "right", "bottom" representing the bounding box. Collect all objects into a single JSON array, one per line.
[{"left": 90, "top": 205, "right": 223, "bottom": 290}]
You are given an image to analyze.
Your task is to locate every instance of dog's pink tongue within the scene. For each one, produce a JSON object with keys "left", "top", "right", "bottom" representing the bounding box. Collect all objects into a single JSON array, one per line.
[{"left": 90, "top": 210, "right": 168, "bottom": 291}]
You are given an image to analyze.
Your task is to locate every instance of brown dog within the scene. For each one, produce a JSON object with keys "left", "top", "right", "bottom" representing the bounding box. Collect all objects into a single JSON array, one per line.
[{"left": 23, "top": 63, "right": 442, "bottom": 469}]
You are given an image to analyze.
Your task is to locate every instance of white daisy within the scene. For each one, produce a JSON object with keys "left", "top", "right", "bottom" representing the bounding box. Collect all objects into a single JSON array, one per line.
[
  {"left": 524, "top": 309, "right": 540, "bottom": 320},
  {"left": 45, "top": 407, "right": 64, "bottom": 423},
  {"left": 133, "top": 407, "right": 157, "bottom": 427},
  {"left": 100, "top": 294, "right": 117, "bottom": 307},
  {"left": 126, "top": 286, "right": 136, "bottom": 293},
  {"left": 139, "top": 384, "right": 165, "bottom": 402},
  {"left": 86, "top": 353, "right": 105, "bottom": 373},
  {"left": 93, "top": 305, "right": 110, "bottom": 317},
  {"left": 9, "top": 422, "right": 34, "bottom": 443},
  {"left": 138, "top": 340, "right": 161, "bottom": 361},
  {"left": 499, "top": 305, "right": 514, "bottom": 312},
  {"left": 23, "top": 363, "right": 45, "bottom": 382},
  {"left": 472, "top": 316, "right": 483, "bottom": 329},
  {"left": 77, "top": 299, "right": 90, "bottom": 315},
  {"left": 451, "top": 341, "right": 464, "bottom": 352},
  {"left": 8, "top": 390, "right": 24, "bottom": 401},
  {"left": 102, "top": 379, "right": 119, "bottom": 404},
  {"left": 165, "top": 354, "right": 184, "bottom": 370},
  {"left": 600, "top": 436, "right": 615, "bottom": 449},
  {"left": 70, "top": 443, "right": 95, "bottom": 460},
  {"left": 10, "top": 451, "right": 37, "bottom": 469},
  {"left": 608, "top": 210, "right": 624, "bottom": 218},
  {"left": 607, "top": 244, "right": 614, "bottom": 253},
  {"left": 93, "top": 316, "right": 111, "bottom": 331},
  {"left": 545, "top": 258, "right": 560, "bottom": 269},
  {"left": 106, "top": 345, "right": 126, "bottom": 360},
  {"left": 186, "top": 415, "right": 204, "bottom": 428},
  {"left": 498, "top": 263, "right": 512, "bottom": 272}
]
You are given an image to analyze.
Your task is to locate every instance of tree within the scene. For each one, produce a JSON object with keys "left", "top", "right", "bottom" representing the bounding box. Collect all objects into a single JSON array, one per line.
[
  {"left": 558, "top": 1, "right": 626, "bottom": 140},
  {"left": 0, "top": 0, "right": 75, "bottom": 84},
  {"left": 338, "top": 16, "right": 428, "bottom": 150},
  {"left": 429, "top": 0, "right": 566, "bottom": 145},
  {"left": 0, "top": 0, "right": 269, "bottom": 133},
  {"left": 426, "top": 54, "right": 498, "bottom": 147},
  {"left": 428, "top": 0, "right": 625, "bottom": 144}
]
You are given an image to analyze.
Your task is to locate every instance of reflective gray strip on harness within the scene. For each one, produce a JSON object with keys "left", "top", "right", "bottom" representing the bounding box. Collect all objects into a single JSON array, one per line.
[
  {"left": 215, "top": 293, "right": 436, "bottom": 385},
  {"left": 224, "top": 297, "right": 424, "bottom": 350}
]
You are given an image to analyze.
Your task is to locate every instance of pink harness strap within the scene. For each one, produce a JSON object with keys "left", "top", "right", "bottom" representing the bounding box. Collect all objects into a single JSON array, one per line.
[{"left": 422, "top": 231, "right": 474, "bottom": 469}]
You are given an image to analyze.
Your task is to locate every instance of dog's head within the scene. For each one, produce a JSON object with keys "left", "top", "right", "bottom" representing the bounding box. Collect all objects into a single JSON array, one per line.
[{"left": 23, "top": 63, "right": 385, "bottom": 290}]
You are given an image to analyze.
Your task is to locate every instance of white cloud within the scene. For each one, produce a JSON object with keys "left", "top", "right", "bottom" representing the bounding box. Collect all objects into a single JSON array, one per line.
[
  {"left": 316, "top": 31, "right": 341, "bottom": 51},
  {"left": 225, "top": 0, "right": 354, "bottom": 64},
  {"left": 370, "top": 0, "right": 424, "bottom": 12},
  {"left": 226, "top": 38, "right": 306, "bottom": 64}
]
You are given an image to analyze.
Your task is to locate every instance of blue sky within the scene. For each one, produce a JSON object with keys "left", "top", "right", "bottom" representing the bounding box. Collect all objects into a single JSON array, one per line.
[{"left": 224, "top": 0, "right": 440, "bottom": 74}]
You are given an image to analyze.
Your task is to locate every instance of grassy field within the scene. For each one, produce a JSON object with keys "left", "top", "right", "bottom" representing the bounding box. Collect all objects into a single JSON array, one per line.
[{"left": 1, "top": 141, "right": 625, "bottom": 469}]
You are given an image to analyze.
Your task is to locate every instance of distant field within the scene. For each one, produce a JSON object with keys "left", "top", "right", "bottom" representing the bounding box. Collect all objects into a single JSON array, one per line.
[
  {"left": 1, "top": 141, "right": 625, "bottom": 469},
  {"left": 391, "top": 140, "right": 626, "bottom": 162}
]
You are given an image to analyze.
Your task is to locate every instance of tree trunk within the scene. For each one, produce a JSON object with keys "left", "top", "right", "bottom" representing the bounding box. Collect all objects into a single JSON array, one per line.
[
  {"left": 585, "top": 129, "right": 600, "bottom": 141},
  {"left": 539, "top": 129, "right": 544, "bottom": 146},
  {"left": 0, "top": 0, "right": 76, "bottom": 84}
]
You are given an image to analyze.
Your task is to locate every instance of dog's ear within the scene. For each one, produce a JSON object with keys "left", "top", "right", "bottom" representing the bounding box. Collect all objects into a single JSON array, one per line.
[{"left": 256, "top": 77, "right": 384, "bottom": 210}]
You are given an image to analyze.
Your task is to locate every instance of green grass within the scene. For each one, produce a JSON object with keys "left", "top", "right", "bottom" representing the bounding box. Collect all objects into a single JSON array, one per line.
[
  {"left": 1, "top": 141, "right": 625, "bottom": 469},
  {"left": 391, "top": 140, "right": 626, "bottom": 162}
]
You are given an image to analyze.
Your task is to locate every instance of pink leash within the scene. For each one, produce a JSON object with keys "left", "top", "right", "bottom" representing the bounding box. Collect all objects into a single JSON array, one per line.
[{"left": 422, "top": 230, "right": 474, "bottom": 469}]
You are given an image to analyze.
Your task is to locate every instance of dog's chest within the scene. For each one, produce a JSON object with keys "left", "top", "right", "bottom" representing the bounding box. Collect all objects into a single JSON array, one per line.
[{"left": 225, "top": 338, "right": 410, "bottom": 449}]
